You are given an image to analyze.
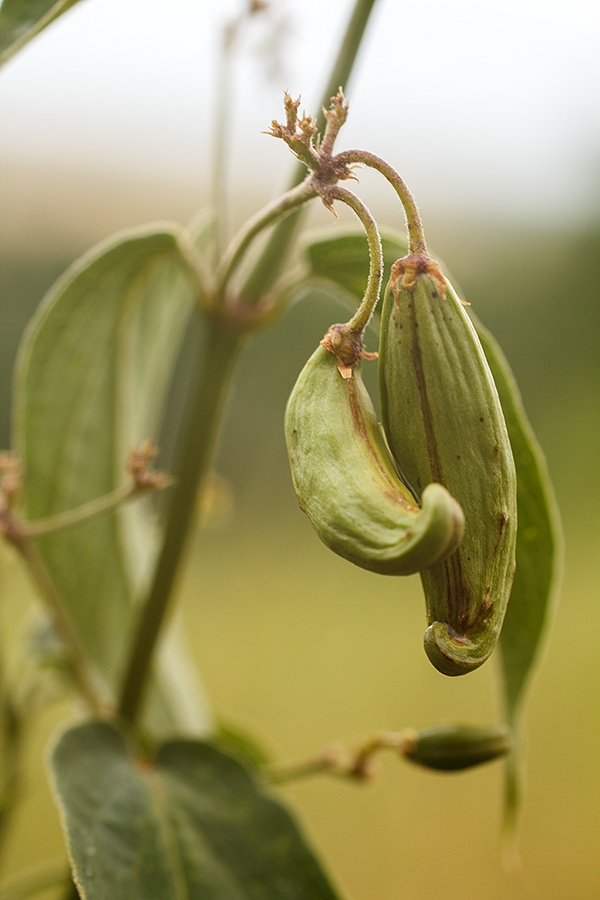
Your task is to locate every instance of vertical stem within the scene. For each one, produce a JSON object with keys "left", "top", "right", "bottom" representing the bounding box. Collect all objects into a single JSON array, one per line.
[
  {"left": 118, "top": 0, "right": 382, "bottom": 730},
  {"left": 6, "top": 538, "right": 102, "bottom": 714},
  {"left": 0, "top": 682, "right": 22, "bottom": 867},
  {"left": 118, "top": 317, "right": 244, "bottom": 727},
  {"left": 240, "top": 0, "right": 380, "bottom": 304},
  {"left": 212, "top": 24, "right": 236, "bottom": 262}
]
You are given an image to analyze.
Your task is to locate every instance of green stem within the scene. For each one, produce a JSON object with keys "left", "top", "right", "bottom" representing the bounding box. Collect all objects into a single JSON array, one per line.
[
  {"left": 240, "top": 0, "right": 380, "bottom": 304},
  {"left": 215, "top": 179, "right": 317, "bottom": 304},
  {"left": 325, "top": 184, "right": 383, "bottom": 333},
  {"left": 22, "top": 483, "right": 142, "bottom": 538},
  {"left": 336, "top": 149, "right": 428, "bottom": 255},
  {"left": 266, "top": 754, "right": 343, "bottom": 785},
  {"left": 265, "top": 731, "right": 407, "bottom": 785},
  {"left": 0, "top": 680, "right": 22, "bottom": 868},
  {"left": 118, "top": 0, "right": 381, "bottom": 731},
  {"left": 117, "top": 317, "right": 244, "bottom": 728},
  {"left": 6, "top": 536, "right": 102, "bottom": 714},
  {"left": 212, "top": 19, "right": 237, "bottom": 263}
]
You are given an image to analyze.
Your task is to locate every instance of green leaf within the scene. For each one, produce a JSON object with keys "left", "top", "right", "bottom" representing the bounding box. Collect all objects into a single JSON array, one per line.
[
  {"left": 474, "top": 322, "right": 562, "bottom": 723},
  {"left": 14, "top": 223, "right": 211, "bottom": 734},
  {"left": 303, "top": 228, "right": 408, "bottom": 306},
  {"left": 50, "top": 720, "right": 342, "bottom": 900},
  {"left": 474, "top": 321, "right": 562, "bottom": 840},
  {"left": 215, "top": 719, "right": 272, "bottom": 770},
  {"left": 0, "top": 0, "right": 83, "bottom": 68}
]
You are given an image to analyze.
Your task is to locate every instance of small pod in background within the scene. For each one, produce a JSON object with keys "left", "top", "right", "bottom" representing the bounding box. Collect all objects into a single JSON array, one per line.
[
  {"left": 400, "top": 722, "right": 512, "bottom": 771},
  {"left": 285, "top": 340, "right": 465, "bottom": 576},
  {"left": 379, "top": 254, "right": 517, "bottom": 675}
]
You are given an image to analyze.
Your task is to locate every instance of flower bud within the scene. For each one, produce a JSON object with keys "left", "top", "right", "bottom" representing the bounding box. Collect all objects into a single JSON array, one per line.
[{"left": 401, "top": 723, "right": 511, "bottom": 771}]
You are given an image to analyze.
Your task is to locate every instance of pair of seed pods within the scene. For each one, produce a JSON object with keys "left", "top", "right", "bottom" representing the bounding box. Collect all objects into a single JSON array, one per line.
[{"left": 285, "top": 253, "right": 517, "bottom": 676}]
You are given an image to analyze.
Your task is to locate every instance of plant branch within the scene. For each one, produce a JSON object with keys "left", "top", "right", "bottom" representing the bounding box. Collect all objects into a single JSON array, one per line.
[
  {"left": 211, "top": 3, "right": 272, "bottom": 262},
  {"left": 22, "top": 451, "right": 171, "bottom": 539},
  {"left": 117, "top": 316, "right": 244, "bottom": 728},
  {"left": 321, "top": 183, "right": 383, "bottom": 334},
  {"left": 1, "top": 458, "right": 103, "bottom": 712},
  {"left": 118, "top": 0, "right": 382, "bottom": 735},
  {"left": 266, "top": 732, "right": 408, "bottom": 785},
  {"left": 0, "top": 677, "right": 23, "bottom": 866},
  {"left": 212, "top": 17, "right": 236, "bottom": 263},
  {"left": 335, "top": 149, "right": 428, "bottom": 254},
  {"left": 313, "top": 182, "right": 383, "bottom": 376},
  {"left": 24, "top": 484, "right": 136, "bottom": 537},
  {"left": 240, "top": 0, "right": 380, "bottom": 304},
  {"left": 0, "top": 529, "right": 103, "bottom": 715},
  {"left": 265, "top": 723, "right": 511, "bottom": 784},
  {"left": 214, "top": 179, "right": 318, "bottom": 305}
]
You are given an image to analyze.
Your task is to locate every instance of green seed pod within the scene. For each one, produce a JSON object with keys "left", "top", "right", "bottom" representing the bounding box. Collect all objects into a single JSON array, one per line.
[
  {"left": 400, "top": 723, "right": 511, "bottom": 771},
  {"left": 379, "top": 254, "right": 517, "bottom": 675},
  {"left": 285, "top": 338, "right": 465, "bottom": 576}
]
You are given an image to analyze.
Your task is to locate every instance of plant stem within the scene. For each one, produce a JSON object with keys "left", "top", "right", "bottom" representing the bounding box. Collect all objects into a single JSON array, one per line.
[
  {"left": 117, "top": 316, "right": 244, "bottom": 728},
  {"left": 336, "top": 149, "right": 428, "bottom": 254},
  {"left": 266, "top": 753, "right": 344, "bottom": 785},
  {"left": 5, "top": 536, "right": 102, "bottom": 714},
  {"left": 324, "top": 184, "right": 383, "bottom": 333},
  {"left": 240, "top": 0, "right": 380, "bottom": 304},
  {"left": 215, "top": 179, "right": 317, "bottom": 304},
  {"left": 212, "top": 19, "right": 237, "bottom": 263},
  {"left": 265, "top": 731, "right": 407, "bottom": 785},
  {"left": 22, "top": 484, "right": 141, "bottom": 538},
  {"left": 118, "top": 0, "right": 382, "bottom": 731},
  {"left": 0, "top": 680, "right": 22, "bottom": 868}
]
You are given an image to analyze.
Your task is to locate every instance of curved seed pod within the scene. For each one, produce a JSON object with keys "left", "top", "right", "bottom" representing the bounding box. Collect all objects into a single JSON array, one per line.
[
  {"left": 379, "top": 254, "right": 517, "bottom": 675},
  {"left": 285, "top": 342, "right": 465, "bottom": 576},
  {"left": 400, "top": 723, "right": 511, "bottom": 771}
]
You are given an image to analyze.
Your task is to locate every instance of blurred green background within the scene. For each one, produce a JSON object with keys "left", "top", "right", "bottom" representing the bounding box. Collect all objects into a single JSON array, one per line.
[
  {"left": 1, "top": 0, "right": 600, "bottom": 896},
  {"left": 0, "top": 206, "right": 598, "bottom": 899}
]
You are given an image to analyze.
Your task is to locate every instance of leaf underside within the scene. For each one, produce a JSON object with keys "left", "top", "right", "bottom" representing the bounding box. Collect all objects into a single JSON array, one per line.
[
  {"left": 50, "top": 720, "right": 342, "bottom": 900},
  {"left": 14, "top": 223, "right": 212, "bottom": 735}
]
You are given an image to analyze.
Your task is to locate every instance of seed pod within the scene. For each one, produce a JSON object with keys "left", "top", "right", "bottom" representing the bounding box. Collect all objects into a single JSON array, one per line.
[
  {"left": 400, "top": 723, "right": 511, "bottom": 771},
  {"left": 379, "top": 254, "right": 517, "bottom": 675},
  {"left": 285, "top": 339, "right": 465, "bottom": 576}
]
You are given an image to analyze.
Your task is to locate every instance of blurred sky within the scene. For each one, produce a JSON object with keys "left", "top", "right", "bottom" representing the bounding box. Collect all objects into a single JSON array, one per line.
[{"left": 1, "top": 0, "right": 600, "bottom": 226}]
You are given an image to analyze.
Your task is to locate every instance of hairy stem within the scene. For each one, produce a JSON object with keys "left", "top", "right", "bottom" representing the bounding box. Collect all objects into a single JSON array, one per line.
[
  {"left": 336, "top": 149, "right": 428, "bottom": 255},
  {"left": 240, "top": 0, "right": 380, "bottom": 304},
  {"left": 323, "top": 184, "right": 383, "bottom": 333},
  {"left": 118, "top": 317, "right": 244, "bottom": 728}
]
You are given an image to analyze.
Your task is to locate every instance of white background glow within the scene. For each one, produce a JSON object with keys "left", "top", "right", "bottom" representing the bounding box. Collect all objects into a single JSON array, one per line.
[{"left": 1, "top": 0, "right": 599, "bottom": 224}]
